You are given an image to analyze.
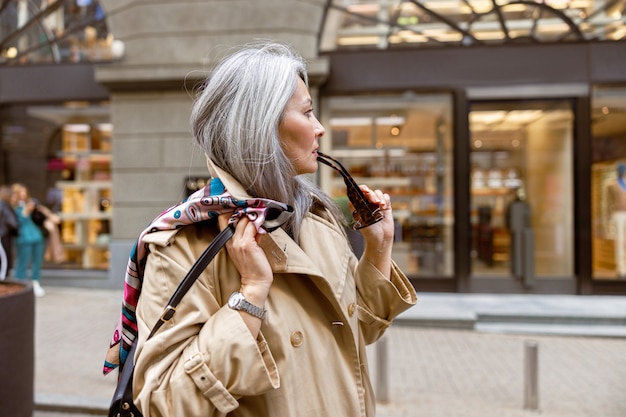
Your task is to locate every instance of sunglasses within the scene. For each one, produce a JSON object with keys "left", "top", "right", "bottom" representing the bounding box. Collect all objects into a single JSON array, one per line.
[{"left": 317, "top": 151, "right": 384, "bottom": 230}]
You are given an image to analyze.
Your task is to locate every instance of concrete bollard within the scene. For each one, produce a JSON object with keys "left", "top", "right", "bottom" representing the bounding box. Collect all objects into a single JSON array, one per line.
[
  {"left": 376, "top": 335, "right": 389, "bottom": 403},
  {"left": 524, "top": 340, "right": 539, "bottom": 411}
]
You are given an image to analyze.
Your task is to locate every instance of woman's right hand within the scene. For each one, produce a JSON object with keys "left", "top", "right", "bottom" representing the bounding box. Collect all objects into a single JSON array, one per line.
[{"left": 217, "top": 214, "right": 273, "bottom": 303}]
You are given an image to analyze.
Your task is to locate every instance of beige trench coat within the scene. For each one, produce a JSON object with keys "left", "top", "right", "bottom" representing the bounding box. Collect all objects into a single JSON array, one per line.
[{"left": 133, "top": 164, "right": 417, "bottom": 417}]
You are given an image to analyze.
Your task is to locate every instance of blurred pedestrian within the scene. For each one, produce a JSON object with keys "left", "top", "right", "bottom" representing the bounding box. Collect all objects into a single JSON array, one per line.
[
  {"left": 0, "top": 185, "right": 18, "bottom": 278},
  {"left": 11, "top": 183, "right": 45, "bottom": 296}
]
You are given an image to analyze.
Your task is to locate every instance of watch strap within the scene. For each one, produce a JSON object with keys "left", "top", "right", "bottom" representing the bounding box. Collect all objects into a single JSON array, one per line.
[
  {"left": 239, "top": 298, "right": 266, "bottom": 319},
  {"left": 230, "top": 292, "right": 266, "bottom": 319}
]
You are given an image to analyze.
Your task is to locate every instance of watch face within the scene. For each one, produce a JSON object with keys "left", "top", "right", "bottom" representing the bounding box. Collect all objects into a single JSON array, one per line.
[{"left": 228, "top": 292, "right": 244, "bottom": 308}]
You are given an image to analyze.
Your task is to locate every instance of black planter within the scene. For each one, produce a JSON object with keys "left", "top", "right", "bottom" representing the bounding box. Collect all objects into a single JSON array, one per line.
[{"left": 0, "top": 280, "right": 35, "bottom": 417}]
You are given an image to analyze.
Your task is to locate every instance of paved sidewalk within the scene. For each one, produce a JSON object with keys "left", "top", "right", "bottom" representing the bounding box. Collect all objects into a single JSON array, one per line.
[
  {"left": 33, "top": 287, "right": 626, "bottom": 417},
  {"left": 34, "top": 287, "right": 120, "bottom": 415},
  {"left": 372, "top": 327, "right": 626, "bottom": 417}
]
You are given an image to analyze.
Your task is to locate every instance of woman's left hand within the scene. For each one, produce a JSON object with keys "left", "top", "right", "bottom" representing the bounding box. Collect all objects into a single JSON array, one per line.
[
  {"left": 357, "top": 186, "right": 394, "bottom": 276},
  {"left": 357, "top": 186, "right": 394, "bottom": 240}
]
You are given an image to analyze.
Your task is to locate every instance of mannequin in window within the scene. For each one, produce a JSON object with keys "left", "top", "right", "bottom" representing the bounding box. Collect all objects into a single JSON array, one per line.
[
  {"left": 506, "top": 186, "right": 534, "bottom": 284},
  {"left": 606, "top": 162, "right": 626, "bottom": 278}
]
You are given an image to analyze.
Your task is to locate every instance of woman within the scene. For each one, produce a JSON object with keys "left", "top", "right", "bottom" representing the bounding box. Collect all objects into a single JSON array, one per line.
[
  {"left": 11, "top": 183, "right": 46, "bottom": 296},
  {"left": 128, "top": 42, "right": 416, "bottom": 416},
  {"left": 0, "top": 185, "right": 18, "bottom": 278}
]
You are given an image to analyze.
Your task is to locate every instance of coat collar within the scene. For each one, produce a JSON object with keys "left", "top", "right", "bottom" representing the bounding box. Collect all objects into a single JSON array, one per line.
[
  {"left": 206, "top": 157, "right": 251, "bottom": 200},
  {"left": 262, "top": 213, "right": 352, "bottom": 300}
]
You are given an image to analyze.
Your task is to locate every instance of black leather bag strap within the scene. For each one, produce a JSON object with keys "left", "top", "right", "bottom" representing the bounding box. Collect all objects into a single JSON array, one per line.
[{"left": 109, "top": 224, "right": 235, "bottom": 417}]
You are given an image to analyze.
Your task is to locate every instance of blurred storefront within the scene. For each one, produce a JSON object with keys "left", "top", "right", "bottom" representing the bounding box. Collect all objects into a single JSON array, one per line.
[
  {"left": 317, "top": 1, "right": 626, "bottom": 295},
  {"left": 0, "top": 1, "right": 116, "bottom": 270},
  {"left": 1, "top": 0, "right": 625, "bottom": 295}
]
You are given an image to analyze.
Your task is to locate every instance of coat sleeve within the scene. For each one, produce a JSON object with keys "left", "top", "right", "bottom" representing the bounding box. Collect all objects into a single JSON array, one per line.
[
  {"left": 133, "top": 236, "right": 280, "bottom": 417},
  {"left": 354, "top": 257, "right": 417, "bottom": 344}
]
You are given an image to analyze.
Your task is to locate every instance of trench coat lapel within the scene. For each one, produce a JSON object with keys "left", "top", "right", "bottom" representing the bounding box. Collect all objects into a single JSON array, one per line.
[{"left": 263, "top": 214, "right": 352, "bottom": 300}]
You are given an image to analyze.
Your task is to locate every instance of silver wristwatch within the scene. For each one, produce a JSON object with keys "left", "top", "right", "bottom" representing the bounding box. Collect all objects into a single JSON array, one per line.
[{"left": 228, "top": 292, "right": 266, "bottom": 319}]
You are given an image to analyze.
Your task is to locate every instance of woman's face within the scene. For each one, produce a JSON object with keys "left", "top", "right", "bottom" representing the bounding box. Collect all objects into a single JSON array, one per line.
[
  {"left": 279, "top": 78, "right": 325, "bottom": 175},
  {"left": 14, "top": 186, "right": 27, "bottom": 201}
]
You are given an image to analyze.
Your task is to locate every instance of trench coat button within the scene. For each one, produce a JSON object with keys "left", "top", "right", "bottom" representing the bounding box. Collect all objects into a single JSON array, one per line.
[
  {"left": 348, "top": 303, "right": 356, "bottom": 317},
  {"left": 290, "top": 331, "right": 303, "bottom": 347}
]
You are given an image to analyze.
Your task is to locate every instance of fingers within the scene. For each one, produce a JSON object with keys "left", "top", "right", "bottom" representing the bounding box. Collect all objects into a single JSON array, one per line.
[
  {"left": 223, "top": 215, "right": 273, "bottom": 288},
  {"left": 218, "top": 213, "right": 262, "bottom": 245},
  {"left": 231, "top": 216, "right": 261, "bottom": 245},
  {"left": 359, "top": 185, "right": 392, "bottom": 210}
]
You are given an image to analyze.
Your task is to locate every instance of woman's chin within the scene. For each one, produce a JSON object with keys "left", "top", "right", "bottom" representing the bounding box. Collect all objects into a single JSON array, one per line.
[{"left": 296, "top": 164, "right": 318, "bottom": 176}]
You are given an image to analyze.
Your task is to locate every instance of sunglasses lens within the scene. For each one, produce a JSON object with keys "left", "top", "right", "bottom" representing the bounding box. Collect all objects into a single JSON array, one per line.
[
  {"left": 264, "top": 207, "right": 282, "bottom": 221},
  {"left": 352, "top": 205, "right": 384, "bottom": 230},
  {"left": 260, "top": 203, "right": 294, "bottom": 231}
]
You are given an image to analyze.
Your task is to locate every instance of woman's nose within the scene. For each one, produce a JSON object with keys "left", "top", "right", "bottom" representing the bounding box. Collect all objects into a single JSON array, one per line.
[{"left": 315, "top": 117, "right": 325, "bottom": 137}]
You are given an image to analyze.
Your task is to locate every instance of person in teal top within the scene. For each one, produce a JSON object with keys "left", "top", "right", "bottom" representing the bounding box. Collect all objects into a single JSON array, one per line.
[{"left": 11, "top": 183, "right": 46, "bottom": 296}]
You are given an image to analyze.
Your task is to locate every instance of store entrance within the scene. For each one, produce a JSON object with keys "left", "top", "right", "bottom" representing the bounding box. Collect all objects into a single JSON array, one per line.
[{"left": 468, "top": 99, "right": 575, "bottom": 291}]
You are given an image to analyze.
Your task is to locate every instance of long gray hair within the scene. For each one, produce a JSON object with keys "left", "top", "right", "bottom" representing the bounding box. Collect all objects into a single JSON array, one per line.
[{"left": 190, "top": 42, "right": 341, "bottom": 242}]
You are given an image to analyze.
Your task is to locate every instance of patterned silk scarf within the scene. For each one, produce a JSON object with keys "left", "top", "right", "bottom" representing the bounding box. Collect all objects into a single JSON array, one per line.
[{"left": 103, "top": 177, "right": 291, "bottom": 375}]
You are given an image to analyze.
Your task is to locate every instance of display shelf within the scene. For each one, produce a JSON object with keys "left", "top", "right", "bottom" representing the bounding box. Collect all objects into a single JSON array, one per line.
[
  {"left": 56, "top": 180, "right": 111, "bottom": 187},
  {"left": 472, "top": 187, "right": 514, "bottom": 196},
  {"left": 58, "top": 212, "right": 112, "bottom": 221},
  {"left": 331, "top": 176, "right": 411, "bottom": 188},
  {"left": 56, "top": 151, "right": 111, "bottom": 159},
  {"left": 330, "top": 148, "right": 407, "bottom": 158},
  {"left": 55, "top": 123, "right": 112, "bottom": 270},
  {"left": 325, "top": 149, "right": 446, "bottom": 213},
  {"left": 56, "top": 180, "right": 112, "bottom": 190}
]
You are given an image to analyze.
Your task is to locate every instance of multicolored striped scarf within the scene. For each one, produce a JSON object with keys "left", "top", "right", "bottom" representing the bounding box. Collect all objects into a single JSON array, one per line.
[{"left": 103, "top": 177, "right": 291, "bottom": 375}]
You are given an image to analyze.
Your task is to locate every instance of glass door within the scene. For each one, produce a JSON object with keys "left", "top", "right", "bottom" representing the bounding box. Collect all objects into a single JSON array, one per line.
[{"left": 469, "top": 100, "right": 575, "bottom": 288}]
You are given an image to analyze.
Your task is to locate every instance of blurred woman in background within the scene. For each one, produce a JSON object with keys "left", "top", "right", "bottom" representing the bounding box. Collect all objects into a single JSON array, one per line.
[
  {"left": 11, "top": 183, "right": 46, "bottom": 296},
  {"left": 0, "top": 185, "right": 18, "bottom": 278}
]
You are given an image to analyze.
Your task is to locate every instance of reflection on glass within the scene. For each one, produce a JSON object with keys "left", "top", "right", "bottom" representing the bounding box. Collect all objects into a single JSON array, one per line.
[
  {"left": 324, "top": 93, "right": 454, "bottom": 278},
  {"left": 469, "top": 100, "right": 574, "bottom": 280},
  {"left": 592, "top": 86, "right": 626, "bottom": 280},
  {"left": 320, "top": 0, "right": 626, "bottom": 51},
  {"left": 0, "top": 0, "right": 121, "bottom": 65}
]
